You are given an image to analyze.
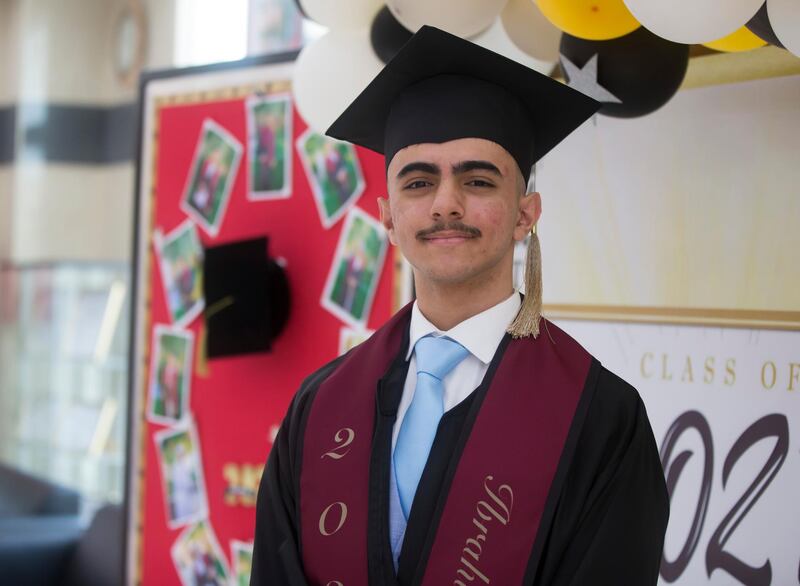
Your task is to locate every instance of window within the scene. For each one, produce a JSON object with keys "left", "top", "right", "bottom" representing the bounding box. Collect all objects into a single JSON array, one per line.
[{"left": 0, "top": 263, "right": 130, "bottom": 512}]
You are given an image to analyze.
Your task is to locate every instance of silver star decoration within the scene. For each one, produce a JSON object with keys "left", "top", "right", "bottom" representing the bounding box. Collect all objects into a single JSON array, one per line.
[{"left": 559, "top": 53, "right": 622, "bottom": 104}]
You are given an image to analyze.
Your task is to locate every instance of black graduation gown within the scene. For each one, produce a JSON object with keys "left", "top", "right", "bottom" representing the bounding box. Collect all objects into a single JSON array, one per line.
[{"left": 250, "top": 333, "right": 669, "bottom": 586}]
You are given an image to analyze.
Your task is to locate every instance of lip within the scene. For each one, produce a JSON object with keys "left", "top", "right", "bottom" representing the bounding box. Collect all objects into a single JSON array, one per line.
[
  {"left": 420, "top": 231, "right": 476, "bottom": 241},
  {"left": 420, "top": 232, "right": 476, "bottom": 245}
]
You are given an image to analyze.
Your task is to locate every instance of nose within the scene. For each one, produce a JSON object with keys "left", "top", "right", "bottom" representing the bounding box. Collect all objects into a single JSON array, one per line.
[{"left": 429, "top": 178, "right": 464, "bottom": 221}]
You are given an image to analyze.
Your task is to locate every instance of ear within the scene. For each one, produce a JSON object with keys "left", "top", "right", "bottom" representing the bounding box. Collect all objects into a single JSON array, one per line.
[
  {"left": 514, "top": 191, "right": 541, "bottom": 242},
  {"left": 378, "top": 197, "right": 397, "bottom": 245}
]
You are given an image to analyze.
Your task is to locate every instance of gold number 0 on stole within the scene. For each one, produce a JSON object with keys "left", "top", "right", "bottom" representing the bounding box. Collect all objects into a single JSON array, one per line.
[
  {"left": 321, "top": 428, "right": 355, "bottom": 460},
  {"left": 319, "top": 502, "right": 348, "bottom": 536}
]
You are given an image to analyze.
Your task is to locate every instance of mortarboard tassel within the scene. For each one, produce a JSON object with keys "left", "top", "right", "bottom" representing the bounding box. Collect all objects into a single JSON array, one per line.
[{"left": 507, "top": 224, "right": 542, "bottom": 339}]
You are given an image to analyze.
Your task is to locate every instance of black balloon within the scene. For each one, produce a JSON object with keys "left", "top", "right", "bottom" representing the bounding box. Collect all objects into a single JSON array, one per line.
[
  {"left": 370, "top": 6, "right": 413, "bottom": 64},
  {"left": 559, "top": 27, "right": 689, "bottom": 119},
  {"left": 746, "top": 2, "right": 785, "bottom": 48}
]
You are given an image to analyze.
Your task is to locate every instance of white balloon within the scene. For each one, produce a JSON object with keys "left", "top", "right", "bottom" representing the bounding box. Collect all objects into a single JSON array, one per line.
[
  {"left": 622, "top": 0, "right": 763, "bottom": 44},
  {"left": 472, "top": 17, "right": 554, "bottom": 74},
  {"left": 768, "top": 0, "right": 800, "bottom": 57},
  {"left": 387, "top": 0, "right": 507, "bottom": 38},
  {"left": 500, "top": 0, "right": 561, "bottom": 63},
  {"left": 300, "top": 0, "right": 383, "bottom": 30},
  {"left": 292, "top": 29, "right": 383, "bottom": 133}
]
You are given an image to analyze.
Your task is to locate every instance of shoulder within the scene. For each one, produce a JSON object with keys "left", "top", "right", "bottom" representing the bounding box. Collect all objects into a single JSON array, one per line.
[
  {"left": 593, "top": 365, "right": 642, "bottom": 419},
  {"left": 581, "top": 363, "right": 652, "bottom": 452},
  {"left": 531, "top": 321, "right": 644, "bottom": 429},
  {"left": 288, "top": 353, "right": 349, "bottom": 418}
]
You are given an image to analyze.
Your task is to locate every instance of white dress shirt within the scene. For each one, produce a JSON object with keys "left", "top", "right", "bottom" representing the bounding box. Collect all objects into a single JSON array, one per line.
[{"left": 390, "top": 291, "right": 521, "bottom": 452}]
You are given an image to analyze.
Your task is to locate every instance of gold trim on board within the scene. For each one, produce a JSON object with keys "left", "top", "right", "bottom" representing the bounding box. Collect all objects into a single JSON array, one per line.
[{"left": 545, "top": 304, "right": 800, "bottom": 331}]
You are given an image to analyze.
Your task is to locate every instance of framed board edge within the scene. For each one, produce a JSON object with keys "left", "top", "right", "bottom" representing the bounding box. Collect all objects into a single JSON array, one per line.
[{"left": 124, "top": 50, "right": 300, "bottom": 586}]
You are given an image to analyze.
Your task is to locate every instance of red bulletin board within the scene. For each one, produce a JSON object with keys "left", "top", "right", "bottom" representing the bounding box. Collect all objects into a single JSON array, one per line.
[{"left": 127, "top": 55, "right": 405, "bottom": 586}]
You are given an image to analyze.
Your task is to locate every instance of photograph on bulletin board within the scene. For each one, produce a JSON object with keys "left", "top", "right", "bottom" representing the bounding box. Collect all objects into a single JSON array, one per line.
[
  {"left": 245, "top": 93, "right": 293, "bottom": 201},
  {"left": 153, "top": 219, "right": 205, "bottom": 328},
  {"left": 154, "top": 420, "right": 209, "bottom": 530},
  {"left": 170, "top": 520, "right": 230, "bottom": 586},
  {"left": 179, "top": 119, "right": 244, "bottom": 237},
  {"left": 320, "top": 207, "right": 389, "bottom": 328},
  {"left": 127, "top": 53, "right": 408, "bottom": 586},
  {"left": 146, "top": 324, "right": 194, "bottom": 425},
  {"left": 295, "top": 128, "right": 366, "bottom": 228}
]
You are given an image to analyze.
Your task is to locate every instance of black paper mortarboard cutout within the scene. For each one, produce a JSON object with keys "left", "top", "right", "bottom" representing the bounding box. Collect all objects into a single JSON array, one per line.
[{"left": 203, "top": 237, "right": 290, "bottom": 358}]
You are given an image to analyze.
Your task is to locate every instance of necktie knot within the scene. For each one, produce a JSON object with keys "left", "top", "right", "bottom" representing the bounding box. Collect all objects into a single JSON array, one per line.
[{"left": 414, "top": 335, "right": 470, "bottom": 381}]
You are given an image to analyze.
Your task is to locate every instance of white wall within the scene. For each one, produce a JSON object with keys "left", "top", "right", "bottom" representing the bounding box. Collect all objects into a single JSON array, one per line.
[
  {"left": 0, "top": 168, "right": 12, "bottom": 261},
  {"left": 0, "top": 0, "right": 20, "bottom": 105},
  {"left": 11, "top": 163, "right": 134, "bottom": 262},
  {"left": 0, "top": 0, "right": 19, "bottom": 261},
  {"left": 2, "top": 0, "right": 178, "bottom": 264}
]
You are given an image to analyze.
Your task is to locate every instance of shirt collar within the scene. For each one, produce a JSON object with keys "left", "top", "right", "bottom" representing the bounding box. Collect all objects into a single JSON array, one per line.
[{"left": 406, "top": 291, "right": 521, "bottom": 364}]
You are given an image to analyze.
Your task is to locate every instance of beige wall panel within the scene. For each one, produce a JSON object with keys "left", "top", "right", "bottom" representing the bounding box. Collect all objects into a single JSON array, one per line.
[
  {"left": 15, "top": 0, "right": 133, "bottom": 105},
  {"left": 6, "top": 0, "right": 176, "bottom": 106},
  {"left": 11, "top": 163, "right": 134, "bottom": 262},
  {"left": 0, "top": 167, "right": 13, "bottom": 260},
  {"left": 0, "top": 0, "right": 20, "bottom": 105},
  {"left": 16, "top": 0, "right": 107, "bottom": 103},
  {"left": 144, "top": 0, "right": 177, "bottom": 71}
]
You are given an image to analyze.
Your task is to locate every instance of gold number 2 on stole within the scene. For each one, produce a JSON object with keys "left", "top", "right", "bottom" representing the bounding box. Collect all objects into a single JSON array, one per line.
[{"left": 321, "top": 428, "right": 355, "bottom": 460}]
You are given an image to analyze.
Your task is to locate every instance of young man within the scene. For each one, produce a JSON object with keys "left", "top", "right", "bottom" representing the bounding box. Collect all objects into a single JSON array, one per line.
[{"left": 251, "top": 26, "right": 669, "bottom": 586}]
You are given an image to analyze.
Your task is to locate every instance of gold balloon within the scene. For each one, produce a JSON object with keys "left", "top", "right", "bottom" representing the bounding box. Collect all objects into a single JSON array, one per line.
[
  {"left": 535, "top": 0, "right": 640, "bottom": 40},
  {"left": 703, "top": 26, "right": 768, "bottom": 52}
]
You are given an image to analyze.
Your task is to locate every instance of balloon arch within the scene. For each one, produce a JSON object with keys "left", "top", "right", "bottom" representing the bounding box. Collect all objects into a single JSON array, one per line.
[{"left": 289, "top": 0, "right": 799, "bottom": 130}]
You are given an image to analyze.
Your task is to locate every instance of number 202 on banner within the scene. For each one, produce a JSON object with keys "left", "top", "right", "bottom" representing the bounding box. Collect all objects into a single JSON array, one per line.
[{"left": 659, "top": 411, "right": 795, "bottom": 585}]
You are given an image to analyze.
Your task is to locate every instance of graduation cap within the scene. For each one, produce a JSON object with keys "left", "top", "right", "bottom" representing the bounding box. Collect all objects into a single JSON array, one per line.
[
  {"left": 203, "top": 237, "right": 290, "bottom": 358},
  {"left": 326, "top": 26, "right": 600, "bottom": 340},
  {"left": 326, "top": 25, "right": 600, "bottom": 184}
]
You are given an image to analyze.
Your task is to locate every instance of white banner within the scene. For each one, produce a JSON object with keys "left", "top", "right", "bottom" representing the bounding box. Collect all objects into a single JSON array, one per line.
[
  {"left": 538, "top": 75, "right": 800, "bottom": 316},
  {"left": 556, "top": 319, "right": 800, "bottom": 586}
]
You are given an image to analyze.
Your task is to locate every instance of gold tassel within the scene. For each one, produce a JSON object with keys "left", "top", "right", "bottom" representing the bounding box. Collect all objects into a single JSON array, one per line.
[{"left": 507, "top": 225, "right": 542, "bottom": 339}]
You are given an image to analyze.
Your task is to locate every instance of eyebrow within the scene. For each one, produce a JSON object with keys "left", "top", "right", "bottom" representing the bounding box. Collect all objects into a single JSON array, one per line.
[
  {"left": 396, "top": 161, "right": 440, "bottom": 179},
  {"left": 452, "top": 160, "right": 503, "bottom": 177},
  {"left": 395, "top": 159, "right": 503, "bottom": 180}
]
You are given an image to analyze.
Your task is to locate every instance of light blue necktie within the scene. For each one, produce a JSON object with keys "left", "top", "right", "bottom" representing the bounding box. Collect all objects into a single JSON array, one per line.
[{"left": 393, "top": 335, "right": 470, "bottom": 519}]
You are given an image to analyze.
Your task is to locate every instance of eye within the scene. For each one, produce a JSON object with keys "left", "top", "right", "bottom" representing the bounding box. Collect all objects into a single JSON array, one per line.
[
  {"left": 466, "top": 178, "right": 495, "bottom": 188},
  {"left": 404, "top": 179, "right": 432, "bottom": 190}
]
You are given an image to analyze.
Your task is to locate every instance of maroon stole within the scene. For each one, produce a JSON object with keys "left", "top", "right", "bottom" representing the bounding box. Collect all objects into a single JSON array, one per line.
[{"left": 299, "top": 304, "right": 592, "bottom": 585}]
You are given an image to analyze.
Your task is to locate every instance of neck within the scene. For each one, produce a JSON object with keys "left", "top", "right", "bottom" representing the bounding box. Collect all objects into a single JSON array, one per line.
[{"left": 413, "top": 267, "right": 515, "bottom": 331}]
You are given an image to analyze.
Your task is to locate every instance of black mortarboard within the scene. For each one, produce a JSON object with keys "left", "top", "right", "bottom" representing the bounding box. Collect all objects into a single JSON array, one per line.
[
  {"left": 326, "top": 25, "right": 600, "bottom": 183},
  {"left": 203, "top": 237, "right": 290, "bottom": 358}
]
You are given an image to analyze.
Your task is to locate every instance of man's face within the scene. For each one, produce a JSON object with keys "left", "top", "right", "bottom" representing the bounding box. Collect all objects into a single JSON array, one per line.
[{"left": 379, "top": 137, "right": 539, "bottom": 289}]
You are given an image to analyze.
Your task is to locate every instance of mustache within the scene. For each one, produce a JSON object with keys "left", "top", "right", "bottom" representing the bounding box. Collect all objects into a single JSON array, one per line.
[{"left": 416, "top": 221, "right": 482, "bottom": 239}]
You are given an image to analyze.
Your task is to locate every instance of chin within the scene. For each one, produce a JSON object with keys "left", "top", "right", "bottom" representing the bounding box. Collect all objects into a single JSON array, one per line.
[
  {"left": 418, "top": 263, "right": 487, "bottom": 286},
  {"left": 404, "top": 243, "right": 510, "bottom": 285}
]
